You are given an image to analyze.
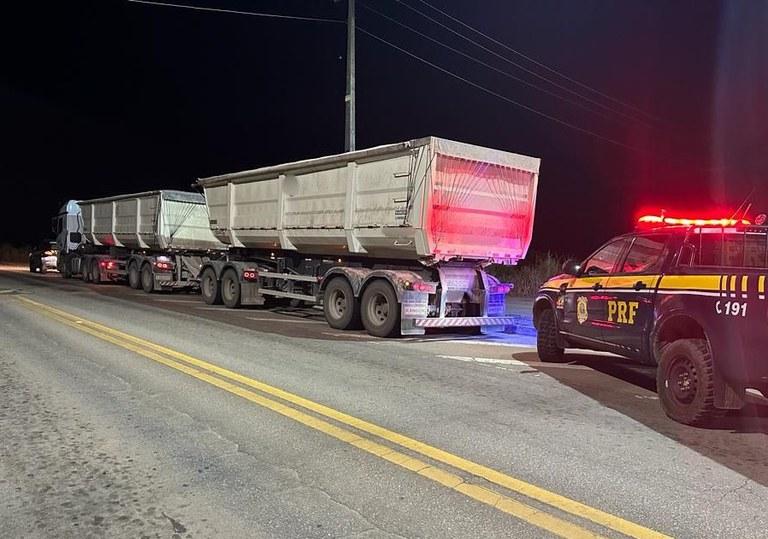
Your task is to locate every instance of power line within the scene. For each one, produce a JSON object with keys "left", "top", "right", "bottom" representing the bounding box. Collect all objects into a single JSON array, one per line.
[
  {"left": 127, "top": 0, "right": 344, "bottom": 24},
  {"left": 393, "top": 0, "right": 653, "bottom": 127},
  {"left": 361, "top": 2, "right": 626, "bottom": 125},
  {"left": 413, "top": 0, "right": 660, "bottom": 123},
  {"left": 357, "top": 26, "right": 647, "bottom": 153}
]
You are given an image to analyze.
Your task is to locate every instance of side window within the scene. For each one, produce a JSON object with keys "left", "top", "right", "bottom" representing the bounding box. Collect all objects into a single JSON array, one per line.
[
  {"left": 621, "top": 235, "right": 669, "bottom": 274},
  {"left": 744, "top": 234, "right": 767, "bottom": 267},
  {"left": 582, "top": 239, "right": 628, "bottom": 276}
]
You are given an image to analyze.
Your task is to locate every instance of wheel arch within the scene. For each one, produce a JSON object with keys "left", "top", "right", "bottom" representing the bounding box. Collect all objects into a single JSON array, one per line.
[
  {"left": 653, "top": 313, "right": 709, "bottom": 365},
  {"left": 532, "top": 295, "right": 557, "bottom": 329}
]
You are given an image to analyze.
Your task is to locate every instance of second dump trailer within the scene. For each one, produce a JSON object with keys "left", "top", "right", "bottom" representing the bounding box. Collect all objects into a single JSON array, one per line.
[
  {"left": 55, "top": 190, "right": 226, "bottom": 292},
  {"left": 197, "top": 136, "right": 540, "bottom": 336}
]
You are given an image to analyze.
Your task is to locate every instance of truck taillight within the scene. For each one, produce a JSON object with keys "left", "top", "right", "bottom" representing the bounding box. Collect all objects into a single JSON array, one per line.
[
  {"left": 490, "top": 283, "right": 512, "bottom": 295},
  {"left": 404, "top": 280, "right": 436, "bottom": 293},
  {"left": 243, "top": 269, "right": 259, "bottom": 281},
  {"left": 154, "top": 261, "right": 173, "bottom": 272},
  {"left": 100, "top": 260, "right": 117, "bottom": 270}
]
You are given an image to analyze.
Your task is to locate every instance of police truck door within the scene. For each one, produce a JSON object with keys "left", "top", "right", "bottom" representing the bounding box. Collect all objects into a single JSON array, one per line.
[
  {"left": 561, "top": 238, "right": 630, "bottom": 345},
  {"left": 603, "top": 234, "right": 669, "bottom": 356}
]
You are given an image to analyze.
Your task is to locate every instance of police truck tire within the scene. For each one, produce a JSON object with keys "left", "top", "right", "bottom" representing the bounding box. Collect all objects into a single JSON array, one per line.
[
  {"left": 361, "top": 280, "right": 400, "bottom": 338},
  {"left": 128, "top": 262, "right": 140, "bottom": 289},
  {"left": 201, "top": 268, "right": 221, "bottom": 305},
  {"left": 657, "top": 339, "right": 722, "bottom": 426},
  {"left": 221, "top": 269, "right": 241, "bottom": 308},
  {"left": 141, "top": 264, "right": 154, "bottom": 293},
  {"left": 323, "top": 277, "right": 360, "bottom": 330},
  {"left": 537, "top": 308, "right": 566, "bottom": 362},
  {"left": 90, "top": 260, "right": 101, "bottom": 284}
]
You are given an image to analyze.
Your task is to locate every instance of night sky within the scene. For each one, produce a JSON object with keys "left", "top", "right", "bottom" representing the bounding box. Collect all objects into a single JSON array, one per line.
[{"left": 3, "top": 0, "right": 767, "bottom": 257}]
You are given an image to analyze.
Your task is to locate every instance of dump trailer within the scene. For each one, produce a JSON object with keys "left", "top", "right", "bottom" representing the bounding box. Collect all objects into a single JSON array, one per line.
[
  {"left": 197, "top": 136, "right": 540, "bottom": 337},
  {"left": 55, "top": 190, "right": 226, "bottom": 292}
]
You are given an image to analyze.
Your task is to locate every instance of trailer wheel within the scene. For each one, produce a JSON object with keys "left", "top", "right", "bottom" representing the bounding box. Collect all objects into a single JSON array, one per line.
[
  {"left": 128, "top": 262, "right": 140, "bottom": 289},
  {"left": 323, "top": 277, "right": 361, "bottom": 330},
  {"left": 657, "top": 338, "right": 723, "bottom": 426},
  {"left": 221, "top": 269, "right": 241, "bottom": 308},
  {"left": 536, "top": 308, "right": 566, "bottom": 362},
  {"left": 361, "top": 280, "right": 400, "bottom": 338},
  {"left": 141, "top": 264, "right": 154, "bottom": 293},
  {"left": 201, "top": 268, "right": 221, "bottom": 305},
  {"left": 90, "top": 260, "right": 101, "bottom": 284},
  {"left": 80, "top": 258, "right": 89, "bottom": 282}
]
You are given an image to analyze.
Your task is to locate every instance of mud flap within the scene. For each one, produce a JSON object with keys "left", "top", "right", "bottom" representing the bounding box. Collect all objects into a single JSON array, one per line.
[{"left": 400, "top": 291, "right": 427, "bottom": 336}]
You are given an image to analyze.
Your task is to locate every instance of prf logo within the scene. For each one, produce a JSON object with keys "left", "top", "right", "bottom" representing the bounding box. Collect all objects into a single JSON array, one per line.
[
  {"left": 576, "top": 296, "right": 589, "bottom": 324},
  {"left": 608, "top": 300, "right": 639, "bottom": 325}
]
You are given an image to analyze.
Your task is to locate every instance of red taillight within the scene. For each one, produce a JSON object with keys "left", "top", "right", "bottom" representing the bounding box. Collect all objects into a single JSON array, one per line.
[
  {"left": 154, "top": 261, "right": 173, "bottom": 272},
  {"left": 490, "top": 283, "right": 512, "bottom": 295},
  {"left": 403, "top": 280, "right": 436, "bottom": 293},
  {"left": 99, "top": 260, "right": 116, "bottom": 270},
  {"left": 243, "top": 269, "right": 259, "bottom": 282}
]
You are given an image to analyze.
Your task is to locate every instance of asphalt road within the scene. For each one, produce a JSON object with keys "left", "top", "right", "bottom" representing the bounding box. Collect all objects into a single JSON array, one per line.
[{"left": 1, "top": 267, "right": 767, "bottom": 538}]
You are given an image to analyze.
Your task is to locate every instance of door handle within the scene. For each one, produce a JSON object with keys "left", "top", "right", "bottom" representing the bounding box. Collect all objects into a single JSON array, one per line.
[
  {"left": 592, "top": 282, "right": 603, "bottom": 291},
  {"left": 633, "top": 281, "right": 647, "bottom": 291}
]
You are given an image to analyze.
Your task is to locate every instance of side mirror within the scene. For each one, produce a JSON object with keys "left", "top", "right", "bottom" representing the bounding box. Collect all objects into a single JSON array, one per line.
[
  {"left": 561, "top": 258, "right": 582, "bottom": 276},
  {"left": 69, "top": 232, "right": 82, "bottom": 244}
]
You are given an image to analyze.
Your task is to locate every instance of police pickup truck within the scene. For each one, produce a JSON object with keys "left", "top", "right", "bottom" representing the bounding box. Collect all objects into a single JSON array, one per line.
[{"left": 534, "top": 214, "right": 768, "bottom": 426}]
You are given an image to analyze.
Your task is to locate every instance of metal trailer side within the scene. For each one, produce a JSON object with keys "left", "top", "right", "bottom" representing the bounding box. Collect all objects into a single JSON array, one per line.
[{"left": 196, "top": 137, "right": 540, "bottom": 337}]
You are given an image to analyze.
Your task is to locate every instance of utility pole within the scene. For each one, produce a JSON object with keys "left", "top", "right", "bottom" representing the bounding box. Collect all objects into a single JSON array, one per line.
[{"left": 344, "top": 0, "right": 355, "bottom": 152}]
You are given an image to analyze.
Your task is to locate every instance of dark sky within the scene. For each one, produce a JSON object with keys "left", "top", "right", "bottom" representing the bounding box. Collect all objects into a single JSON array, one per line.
[{"left": 3, "top": 0, "right": 767, "bottom": 257}]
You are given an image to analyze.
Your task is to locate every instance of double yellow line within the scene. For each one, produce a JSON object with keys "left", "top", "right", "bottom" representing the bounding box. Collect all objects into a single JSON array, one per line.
[{"left": 17, "top": 296, "right": 669, "bottom": 539}]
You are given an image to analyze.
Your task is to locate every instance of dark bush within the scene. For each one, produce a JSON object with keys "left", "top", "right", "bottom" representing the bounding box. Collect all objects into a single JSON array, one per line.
[{"left": 488, "top": 252, "right": 569, "bottom": 297}]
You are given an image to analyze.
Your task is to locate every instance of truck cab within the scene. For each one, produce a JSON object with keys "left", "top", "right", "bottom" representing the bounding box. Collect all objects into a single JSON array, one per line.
[
  {"left": 534, "top": 214, "right": 768, "bottom": 425},
  {"left": 53, "top": 200, "right": 84, "bottom": 276}
]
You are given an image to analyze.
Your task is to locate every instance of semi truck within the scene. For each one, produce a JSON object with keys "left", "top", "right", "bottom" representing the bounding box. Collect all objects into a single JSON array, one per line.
[
  {"left": 54, "top": 190, "right": 226, "bottom": 292},
  {"left": 195, "top": 136, "right": 540, "bottom": 337}
]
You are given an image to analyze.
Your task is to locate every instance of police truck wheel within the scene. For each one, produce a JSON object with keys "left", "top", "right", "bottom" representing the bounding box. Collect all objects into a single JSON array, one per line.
[
  {"left": 361, "top": 280, "right": 400, "bottom": 338},
  {"left": 657, "top": 339, "right": 722, "bottom": 426},
  {"left": 128, "top": 262, "right": 140, "bottom": 289},
  {"left": 201, "top": 268, "right": 222, "bottom": 305},
  {"left": 323, "top": 278, "right": 360, "bottom": 330},
  {"left": 141, "top": 264, "right": 154, "bottom": 293},
  {"left": 90, "top": 260, "right": 101, "bottom": 284},
  {"left": 537, "top": 308, "right": 566, "bottom": 362},
  {"left": 221, "top": 269, "right": 241, "bottom": 308}
]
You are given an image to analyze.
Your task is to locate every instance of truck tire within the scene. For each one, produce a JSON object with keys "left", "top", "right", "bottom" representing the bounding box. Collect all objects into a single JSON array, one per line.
[
  {"left": 141, "top": 264, "right": 154, "bottom": 293},
  {"left": 657, "top": 339, "right": 723, "bottom": 426},
  {"left": 221, "top": 269, "right": 241, "bottom": 308},
  {"left": 323, "top": 277, "right": 361, "bottom": 330},
  {"left": 62, "top": 258, "right": 72, "bottom": 279},
  {"left": 82, "top": 258, "right": 91, "bottom": 282},
  {"left": 40, "top": 264, "right": 47, "bottom": 274},
  {"left": 536, "top": 308, "right": 566, "bottom": 362},
  {"left": 29, "top": 260, "right": 36, "bottom": 273},
  {"left": 128, "top": 262, "right": 140, "bottom": 289},
  {"left": 201, "top": 267, "right": 222, "bottom": 305},
  {"left": 361, "top": 280, "right": 400, "bottom": 338},
  {"left": 90, "top": 260, "right": 101, "bottom": 284}
]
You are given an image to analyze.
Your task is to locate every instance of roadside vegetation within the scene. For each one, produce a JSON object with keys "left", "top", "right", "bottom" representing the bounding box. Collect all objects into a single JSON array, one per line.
[
  {"left": 0, "top": 243, "right": 31, "bottom": 264},
  {"left": 488, "top": 252, "right": 569, "bottom": 297}
]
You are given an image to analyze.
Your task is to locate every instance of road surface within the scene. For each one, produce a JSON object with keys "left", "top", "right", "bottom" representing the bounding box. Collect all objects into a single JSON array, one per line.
[{"left": 1, "top": 267, "right": 767, "bottom": 538}]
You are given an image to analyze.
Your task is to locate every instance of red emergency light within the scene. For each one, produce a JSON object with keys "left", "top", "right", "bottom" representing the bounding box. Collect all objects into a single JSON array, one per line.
[{"left": 637, "top": 214, "right": 751, "bottom": 228}]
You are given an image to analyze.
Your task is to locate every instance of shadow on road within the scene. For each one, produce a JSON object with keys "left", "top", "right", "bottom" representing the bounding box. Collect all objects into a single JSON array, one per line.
[{"left": 512, "top": 351, "right": 768, "bottom": 486}]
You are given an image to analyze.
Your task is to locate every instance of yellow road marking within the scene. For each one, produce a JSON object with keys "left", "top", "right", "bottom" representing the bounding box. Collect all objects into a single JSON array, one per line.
[{"left": 17, "top": 296, "right": 670, "bottom": 539}]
